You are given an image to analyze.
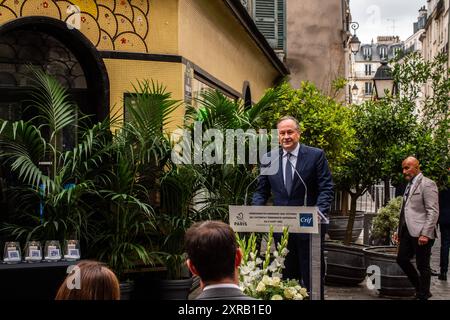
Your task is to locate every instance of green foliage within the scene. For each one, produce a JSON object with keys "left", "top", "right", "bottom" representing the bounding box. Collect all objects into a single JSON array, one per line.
[
  {"left": 370, "top": 196, "right": 402, "bottom": 244},
  {"left": 331, "top": 77, "right": 348, "bottom": 99},
  {"left": 389, "top": 52, "right": 450, "bottom": 189}
]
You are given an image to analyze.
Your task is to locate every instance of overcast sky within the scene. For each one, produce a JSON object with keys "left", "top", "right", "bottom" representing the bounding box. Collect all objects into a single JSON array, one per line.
[{"left": 350, "top": 0, "right": 425, "bottom": 44}]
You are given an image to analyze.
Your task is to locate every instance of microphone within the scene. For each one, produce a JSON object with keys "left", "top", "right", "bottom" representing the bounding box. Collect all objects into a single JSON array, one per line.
[
  {"left": 287, "top": 158, "right": 329, "bottom": 224},
  {"left": 244, "top": 152, "right": 281, "bottom": 205},
  {"left": 244, "top": 174, "right": 260, "bottom": 206}
]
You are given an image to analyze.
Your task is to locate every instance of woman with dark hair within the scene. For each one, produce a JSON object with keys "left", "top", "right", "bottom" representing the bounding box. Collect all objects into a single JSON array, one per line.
[{"left": 55, "top": 260, "right": 120, "bottom": 300}]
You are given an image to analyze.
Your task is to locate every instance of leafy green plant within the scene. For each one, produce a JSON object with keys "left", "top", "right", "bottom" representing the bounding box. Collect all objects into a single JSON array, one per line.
[{"left": 370, "top": 196, "right": 402, "bottom": 245}]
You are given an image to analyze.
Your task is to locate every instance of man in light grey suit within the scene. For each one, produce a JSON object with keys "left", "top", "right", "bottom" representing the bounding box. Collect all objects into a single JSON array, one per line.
[
  {"left": 185, "top": 221, "right": 255, "bottom": 300},
  {"left": 394, "top": 156, "right": 440, "bottom": 300}
]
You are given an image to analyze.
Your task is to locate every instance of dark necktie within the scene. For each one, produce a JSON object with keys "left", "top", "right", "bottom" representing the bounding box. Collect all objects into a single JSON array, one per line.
[{"left": 285, "top": 152, "right": 293, "bottom": 195}]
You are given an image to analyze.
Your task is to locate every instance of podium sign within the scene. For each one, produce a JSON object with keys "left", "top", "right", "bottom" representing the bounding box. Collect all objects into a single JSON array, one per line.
[{"left": 229, "top": 205, "right": 319, "bottom": 234}]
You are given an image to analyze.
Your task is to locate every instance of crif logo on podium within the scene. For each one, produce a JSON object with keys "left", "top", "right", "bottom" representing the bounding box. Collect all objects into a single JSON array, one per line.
[
  {"left": 299, "top": 213, "right": 314, "bottom": 227},
  {"left": 229, "top": 206, "right": 319, "bottom": 234}
]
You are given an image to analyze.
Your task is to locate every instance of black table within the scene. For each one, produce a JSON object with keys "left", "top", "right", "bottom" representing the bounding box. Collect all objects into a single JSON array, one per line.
[{"left": 0, "top": 260, "right": 76, "bottom": 300}]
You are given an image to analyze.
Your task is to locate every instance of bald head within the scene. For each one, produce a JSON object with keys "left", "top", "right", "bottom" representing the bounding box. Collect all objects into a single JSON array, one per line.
[{"left": 402, "top": 156, "right": 421, "bottom": 181}]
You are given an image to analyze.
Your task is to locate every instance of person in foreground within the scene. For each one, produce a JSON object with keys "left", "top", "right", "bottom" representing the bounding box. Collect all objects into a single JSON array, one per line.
[
  {"left": 252, "top": 116, "right": 333, "bottom": 297},
  {"left": 55, "top": 260, "right": 120, "bottom": 300},
  {"left": 394, "top": 156, "right": 439, "bottom": 300},
  {"left": 184, "top": 220, "right": 254, "bottom": 300}
]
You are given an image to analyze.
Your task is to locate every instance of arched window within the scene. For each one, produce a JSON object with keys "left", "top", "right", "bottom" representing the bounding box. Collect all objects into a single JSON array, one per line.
[{"left": 0, "top": 17, "right": 110, "bottom": 149}]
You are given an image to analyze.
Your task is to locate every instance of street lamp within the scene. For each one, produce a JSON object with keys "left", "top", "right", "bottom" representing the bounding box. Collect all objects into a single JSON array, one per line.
[
  {"left": 347, "top": 21, "right": 361, "bottom": 104},
  {"left": 373, "top": 60, "right": 395, "bottom": 99},
  {"left": 351, "top": 84, "right": 358, "bottom": 96},
  {"left": 348, "top": 22, "right": 361, "bottom": 54}
]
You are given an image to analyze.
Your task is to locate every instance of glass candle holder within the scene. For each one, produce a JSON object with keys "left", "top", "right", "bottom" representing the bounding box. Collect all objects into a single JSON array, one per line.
[
  {"left": 3, "top": 241, "right": 21, "bottom": 264},
  {"left": 64, "top": 240, "right": 80, "bottom": 261},
  {"left": 44, "top": 240, "right": 61, "bottom": 262},
  {"left": 24, "top": 241, "right": 42, "bottom": 263}
]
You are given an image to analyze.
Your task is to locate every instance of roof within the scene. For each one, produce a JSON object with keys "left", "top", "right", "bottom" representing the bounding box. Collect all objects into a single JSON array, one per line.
[
  {"left": 223, "top": 0, "right": 290, "bottom": 76},
  {"left": 355, "top": 42, "right": 404, "bottom": 62}
]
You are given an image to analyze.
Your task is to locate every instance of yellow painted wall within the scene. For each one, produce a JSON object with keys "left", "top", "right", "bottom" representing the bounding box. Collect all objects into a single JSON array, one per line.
[
  {"left": 147, "top": 0, "right": 179, "bottom": 54},
  {"left": 178, "top": 0, "right": 280, "bottom": 100},
  {"left": 104, "top": 59, "right": 185, "bottom": 130}
]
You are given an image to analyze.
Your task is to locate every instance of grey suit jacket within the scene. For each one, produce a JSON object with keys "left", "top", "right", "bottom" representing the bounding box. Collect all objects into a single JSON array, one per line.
[
  {"left": 403, "top": 174, "right": 440, "bottom": 238},
  {"left": 195, "top": 288, "right": 256, "bottom": 300}
]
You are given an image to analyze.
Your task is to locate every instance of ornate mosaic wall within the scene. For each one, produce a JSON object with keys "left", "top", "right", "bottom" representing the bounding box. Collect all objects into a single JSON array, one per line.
[{"left": 0, "top": 0, "right": 150, "bottom": 52}]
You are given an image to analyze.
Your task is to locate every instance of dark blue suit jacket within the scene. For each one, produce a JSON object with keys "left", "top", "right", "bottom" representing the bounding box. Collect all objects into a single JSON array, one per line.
[{"left": 252, "top": 144, "right": 334, "bottom": 216}]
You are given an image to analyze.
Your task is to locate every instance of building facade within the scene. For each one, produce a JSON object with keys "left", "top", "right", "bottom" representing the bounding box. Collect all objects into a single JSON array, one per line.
[
  {"left": 404, "top": 6, "right": 427, "bottom": 55},
  {"left": 350, "top": 36, "right": 403, "bottom": 105},
  {"left": 241, "top": 0, "right": 351, "bottom": 99},
  {"left": 420, "top": 0, "right": 449, "bottom": 99},
  {"left": 421, "top": 0, "right": 449, "bottom": 64},
  {"left": 0, "top": 0, "right": 288, "bottom": 130}
]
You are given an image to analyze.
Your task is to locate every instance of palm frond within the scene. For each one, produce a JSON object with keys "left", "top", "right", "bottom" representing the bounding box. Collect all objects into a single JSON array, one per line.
[{"left": 27, "top": 67, "right": 77, "bottom": 140}]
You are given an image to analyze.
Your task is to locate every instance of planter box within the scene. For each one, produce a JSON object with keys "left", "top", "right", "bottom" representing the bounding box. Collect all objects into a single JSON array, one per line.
[
  {"left": 324, "top": 241, "right": 367, "bottom": 286},
  {"left": 327, "top": 212, "right": 364, "bottom": 242},
  {"left": 363, "top": 246, "right": 415, "bottom": 297}
]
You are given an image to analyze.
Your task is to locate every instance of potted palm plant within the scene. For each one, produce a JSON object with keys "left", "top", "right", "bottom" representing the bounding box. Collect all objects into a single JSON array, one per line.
[{"left": 88, "top": 80, "right": 179, "bottom": 299}]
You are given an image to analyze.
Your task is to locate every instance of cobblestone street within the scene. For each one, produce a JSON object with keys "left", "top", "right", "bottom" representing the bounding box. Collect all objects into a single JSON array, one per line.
[{"left": 326, "top": 233, "right": 450, "bottom": 300}]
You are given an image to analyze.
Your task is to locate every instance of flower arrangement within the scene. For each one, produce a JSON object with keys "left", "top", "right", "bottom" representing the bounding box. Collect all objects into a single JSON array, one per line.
[{"left": 236, "top": 226, "right": 309, "bottom": 300}]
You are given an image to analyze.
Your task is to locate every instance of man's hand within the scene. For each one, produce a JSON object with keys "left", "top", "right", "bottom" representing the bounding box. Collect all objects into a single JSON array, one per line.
[
  {"left": 392, "top": 232, "right": 399, "bottom": 244},
  {"left": 418, "top": 235, "right": 429, "bottom": 246}
]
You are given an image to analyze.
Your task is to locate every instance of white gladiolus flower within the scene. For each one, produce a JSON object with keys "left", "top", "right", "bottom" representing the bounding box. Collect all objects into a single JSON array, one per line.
[
  {"left": 273, "top": 250, "right": 279, "bottom": 258},
  {"left": 240, "top": 266, "right": 251, "bottom": 275},
  {"left": 255, "top": 258, "right": 263, "bottom": 265},
  {"left": 268, "top": 261, "right": 278, "bottom": 272},
  {"left": 250, "top": 252, "right": 256, "bottom": 260},
  {"left": 272, "top": 272, "right": 282, "bottom": 278},
  {"left": 271, "top": 295, "right": 283, "bottom": 300},
  {"left": 281, "top": 248, "right": 289, "bottom": 256}
]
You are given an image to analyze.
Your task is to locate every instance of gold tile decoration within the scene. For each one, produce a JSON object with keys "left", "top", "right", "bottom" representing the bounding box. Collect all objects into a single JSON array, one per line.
[{"left": 0, "top": 0, "right": 149, "bottom": 52}]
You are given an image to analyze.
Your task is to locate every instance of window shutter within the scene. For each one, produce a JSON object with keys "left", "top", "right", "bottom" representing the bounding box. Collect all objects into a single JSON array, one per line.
[
  {"left": 277, "top": 0, "right": 285, "bottom": 50},
  {"left": 253, "top": 0, "right": 277, "bottom": 48}
]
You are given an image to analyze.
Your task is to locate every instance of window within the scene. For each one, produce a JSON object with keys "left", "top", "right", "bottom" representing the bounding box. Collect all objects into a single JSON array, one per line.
[
  {"left": 365, "top": 64, "right": 372, "bottom": 76},
  {"left": 253, "top": 0, "right": 285, "bottom": 51},
  {"left": 392, "top": 46, "right": 402, "bottom": 56},
  {"left": 363, "top": 46, "right": 372, "bottom": 59},
  {"left": 192, "top": 78, "right": 216, "bottom": 110},
  {"left": 365, "top": 82, "right": 373, "bottom": 96},
  {"left": 379, "top": 46, "right": 387, "bottom": 60}
]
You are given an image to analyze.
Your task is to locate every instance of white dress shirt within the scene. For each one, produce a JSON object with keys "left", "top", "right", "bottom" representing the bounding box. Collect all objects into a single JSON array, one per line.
[{"left": 203, "top": 283, "right": 242, "bottom": 291}]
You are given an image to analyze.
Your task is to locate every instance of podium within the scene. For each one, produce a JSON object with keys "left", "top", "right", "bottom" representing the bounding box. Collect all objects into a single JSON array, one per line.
[{"left": 229, "top": 205, "right": 324, "bottom": 300}]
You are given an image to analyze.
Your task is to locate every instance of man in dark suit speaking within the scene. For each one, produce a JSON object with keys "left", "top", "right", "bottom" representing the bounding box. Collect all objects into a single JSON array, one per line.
[{"left": 252, "top": 116, "right": 334, "bottom": 296}]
